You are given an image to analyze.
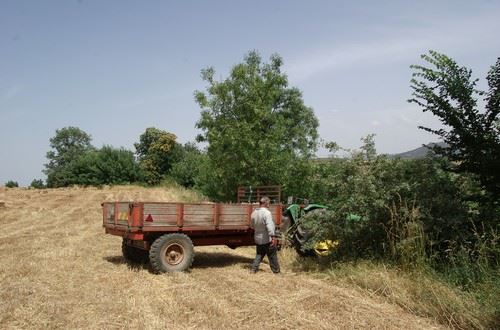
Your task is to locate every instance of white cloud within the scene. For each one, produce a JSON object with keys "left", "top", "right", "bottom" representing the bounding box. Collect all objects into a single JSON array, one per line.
[
  {"left": 286, "top": 11, "right": 500, "bottom": 83},
  {"left": 286, "top": 38, "right": 427, "bottom": 82}
]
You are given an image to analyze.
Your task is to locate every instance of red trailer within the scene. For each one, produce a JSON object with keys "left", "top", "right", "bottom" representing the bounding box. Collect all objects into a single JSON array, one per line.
[{"left": 102, "top": 201, "right": 283, "bottom": 272}]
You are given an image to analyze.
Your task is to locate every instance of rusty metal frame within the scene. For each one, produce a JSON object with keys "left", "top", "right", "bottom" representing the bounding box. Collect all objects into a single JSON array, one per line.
[{"left": 237, "top": 185, "right": 281, "bottom": 204}]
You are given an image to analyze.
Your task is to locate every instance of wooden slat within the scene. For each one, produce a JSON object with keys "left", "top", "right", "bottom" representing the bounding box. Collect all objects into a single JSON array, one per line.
[
  {"left": 220, "top": 207, "right": 248, "bottom": 215},
  {"left": 219, "top": 204, "right": 249, "bottom": 226},
  {"left": 145, "top": 215, "right": 177, "bottom": 221},
  {"left": 183, "top": 217, "right": 213, "bottom": 224},
  {"left": 144, "top": 204, "right": 177, "bottom": 214},
  {"left": 219, "top": 215, "right": 248, "bottom": 221},
  {"left": 142, "top": 223, "right": 178, "bottom": 228},
  {"left": 218, "top": 225, "right": 250, "bottom": 230},
  {"left": 183, "top": 204, "right": 213, "bottom": 226},
  {"left": 219, "top": 214, "right": 248, "bottom": 220},
  {"left": 184, "top": 205, "right": 214, "bottom": 214}
]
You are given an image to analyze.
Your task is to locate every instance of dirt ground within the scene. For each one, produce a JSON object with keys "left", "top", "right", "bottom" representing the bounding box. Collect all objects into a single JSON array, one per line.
[{"left": 0, "top": 186, "right": 445, "bottom": 329}]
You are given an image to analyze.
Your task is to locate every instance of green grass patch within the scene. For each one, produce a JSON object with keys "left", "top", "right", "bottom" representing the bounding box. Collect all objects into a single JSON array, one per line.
[{"left": 287, "top": 254, "right": 498, "bottom": 329}]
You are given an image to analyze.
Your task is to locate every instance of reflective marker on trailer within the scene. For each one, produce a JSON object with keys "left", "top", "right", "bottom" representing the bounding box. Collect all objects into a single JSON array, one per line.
[{"left": 145, "top": 214, "right": 153, "bottom": 222}]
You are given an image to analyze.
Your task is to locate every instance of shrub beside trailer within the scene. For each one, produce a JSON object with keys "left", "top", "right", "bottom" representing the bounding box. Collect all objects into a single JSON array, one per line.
[{"left": 102, "top": 201, "right": 283, "bottom": 273}]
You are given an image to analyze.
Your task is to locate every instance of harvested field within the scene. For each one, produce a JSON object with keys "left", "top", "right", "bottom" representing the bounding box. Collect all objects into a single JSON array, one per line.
[{"left": 0, "top": 186, "right": 445, "bottom": 329}]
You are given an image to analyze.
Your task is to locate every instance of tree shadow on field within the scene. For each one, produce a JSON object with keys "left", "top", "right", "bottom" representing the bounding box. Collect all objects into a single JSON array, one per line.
[
  {"left": 104, "top": 255, "right": 151, "bottom": 272},
  {"left": 192, "top": 252, "right": 254, "bottom": 269}
]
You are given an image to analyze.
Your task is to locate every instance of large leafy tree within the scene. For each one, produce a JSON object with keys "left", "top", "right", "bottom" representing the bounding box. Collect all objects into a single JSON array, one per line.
[
  {"left": 409, "top": 51, "right": 500, "bottom": 200},
  {"left": 195, "top": 51, "right": 319, "bottom": 201},
  {"left": 68, "top": 146, "right": 143, "bottom": 185},
  {"left": 170, "top": 143, "right": 206, "bottom": 188},
  {"left": 134, "top": 127, "right": 181, "bottom": 184},
  {"left": 44, "top": 126, "right": 94, "bottom": 187}
]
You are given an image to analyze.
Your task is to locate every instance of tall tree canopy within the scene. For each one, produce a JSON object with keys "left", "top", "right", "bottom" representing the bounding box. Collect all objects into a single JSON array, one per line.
[
  {"left": 409, "top": 51, "right": 500, "bottom": 199},
  {"left": 195, "top": 51, "right": 319, "bottom": 200},
  {"left": 68, "top": 146, "right": 143, "bottom": 185},
  {"left": 44, "top": 126, "right": 94, "bottom": 187},
  {"left": 134, "top": 127, "right": 180, "bottom": 184},
  {"left": 170, "top": 143, "right": 206, "bottom": 188}
]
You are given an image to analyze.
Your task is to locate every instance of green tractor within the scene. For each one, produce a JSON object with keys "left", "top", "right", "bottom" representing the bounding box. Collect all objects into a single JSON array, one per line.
[
  {"left": 237, "top": 186, "right": 338, "bottom": 257},
  {"left": 281, "top": 197, "right": 336, "bottom": 257}
]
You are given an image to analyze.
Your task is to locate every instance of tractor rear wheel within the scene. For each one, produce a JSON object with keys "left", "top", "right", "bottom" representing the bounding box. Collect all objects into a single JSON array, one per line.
[
  {"left": 293, "top": 223, "right": 315, "bottom": 257},
  {"left": 293, "top": 209, "right": 332, "bottom": 257},
  {"left": 149, "top": 233, "right": 194, "bottom": 273}
]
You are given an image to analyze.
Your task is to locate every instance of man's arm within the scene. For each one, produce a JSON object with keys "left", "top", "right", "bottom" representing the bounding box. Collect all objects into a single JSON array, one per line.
[
  {"left": 264, "top": 210, "right": 275, "bottom": 237},
  {"left": 249, "top": 210, "right": 256, "bottom": 229}
]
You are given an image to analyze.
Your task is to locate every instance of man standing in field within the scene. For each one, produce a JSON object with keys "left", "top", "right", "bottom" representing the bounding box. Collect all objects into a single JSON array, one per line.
[{"left": 250, "top": 196, "right": 280, "bottom": 274}]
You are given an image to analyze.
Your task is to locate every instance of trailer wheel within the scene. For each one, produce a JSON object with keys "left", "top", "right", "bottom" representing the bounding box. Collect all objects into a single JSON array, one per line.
[
  {"left": 149, "top": 233, "right": 194, "bottom": 273},
  {"left": 122, "top": 239, "right": 149, "bottom": 264}
]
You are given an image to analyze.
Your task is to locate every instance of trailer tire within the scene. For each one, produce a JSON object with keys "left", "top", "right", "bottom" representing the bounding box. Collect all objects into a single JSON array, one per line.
[
  {"left": 149, "top": 233, "right": 194, "bottom": 273},
  {"left": 122, "top": 239, "right": 149, "bottom": 264}
]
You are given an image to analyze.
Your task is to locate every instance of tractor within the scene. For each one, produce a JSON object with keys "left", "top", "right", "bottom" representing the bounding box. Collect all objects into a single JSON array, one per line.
[
  {"left": 237, "top": 186, "right": 336, "bottom": 257},
  {"left": 280, "top": 197, "right": 337, "bottom": 257}
]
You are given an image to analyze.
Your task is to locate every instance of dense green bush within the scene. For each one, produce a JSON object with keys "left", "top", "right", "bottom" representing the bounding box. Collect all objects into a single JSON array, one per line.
[
  {"left": 170, "top": 143, "right": 206, "bottom": 188},
  {"left": 30, "top": 179, "right": 45, "bottom": 189},
  {"left": 5, "top": 180, "right": 19, "bottom": 188},
  {"left": 43, "top": 127, "right": 147, "bottom": 187},
  {"left": 301, "top": 136, "right": 498, "bottom": 277},
  {"left": 67, "top": 146, "right": 144, "bottom": 186}
]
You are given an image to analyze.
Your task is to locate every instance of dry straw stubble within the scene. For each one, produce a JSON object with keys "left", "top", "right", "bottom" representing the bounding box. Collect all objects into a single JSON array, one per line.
[{"left": 0, "top": 186, "right": 443, "bottom": 329}]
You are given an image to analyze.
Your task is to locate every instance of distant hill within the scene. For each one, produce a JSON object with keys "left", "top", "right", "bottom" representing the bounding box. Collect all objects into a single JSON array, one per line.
[
  {"left": 390, "top": 142, "right": 447, "bottom": 159},
  {"left": 313, "top": 142, "right": 448, "bottom": 161}
]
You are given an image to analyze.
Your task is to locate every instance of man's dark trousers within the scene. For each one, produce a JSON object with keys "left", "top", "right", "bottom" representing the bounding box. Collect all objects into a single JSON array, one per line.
[{"left": 251, "top": 243, "right": 280, "bottom": 273}]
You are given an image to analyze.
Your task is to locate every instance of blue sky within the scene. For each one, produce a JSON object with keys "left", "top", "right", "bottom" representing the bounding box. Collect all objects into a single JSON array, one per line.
[{"left": 1, "top": 0, "right": 500, "bottom": 186}]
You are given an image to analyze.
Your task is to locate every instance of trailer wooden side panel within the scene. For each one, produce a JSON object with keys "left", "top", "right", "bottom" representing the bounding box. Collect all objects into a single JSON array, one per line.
[
  {"left": 183, "top": 204, "right": 216, "bottom": 230},
  {"left": 103, "top": 201, "right": 283, "bottom": 239},
  {"left": 103, "top": 202, "right": 130, "bottom": 228},
  {"left": 142, "top": 203, "right": 178, "bottom": 228},
  {"left": 219, "top": 204, "right": 250, "bottom": 228}
]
